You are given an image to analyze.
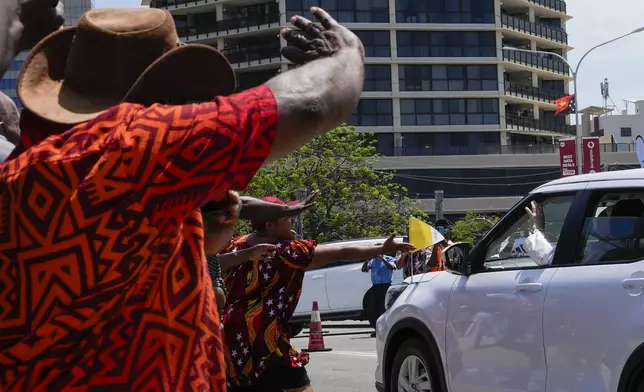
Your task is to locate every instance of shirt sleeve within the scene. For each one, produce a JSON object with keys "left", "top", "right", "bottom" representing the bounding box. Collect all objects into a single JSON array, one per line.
[
  {"left": 123, "top": 85, "right": 278, "bottom": 231},
  {"left": 524, "top": 230, "right": 555, "bottom": 266},
  {"left": 281, "top": 239, "right": 317, "bottom": 270}
]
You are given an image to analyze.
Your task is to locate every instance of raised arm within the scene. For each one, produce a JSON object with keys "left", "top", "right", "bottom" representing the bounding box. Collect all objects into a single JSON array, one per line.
[
  {"left": 309, "top": 235, "right": 415, "bottom": 270},
  {"left": 264, "top": 7, "right": 365, "bottom": 163},
  {"left": 0, "top": 0, "right": 63, "bottom": 78}
]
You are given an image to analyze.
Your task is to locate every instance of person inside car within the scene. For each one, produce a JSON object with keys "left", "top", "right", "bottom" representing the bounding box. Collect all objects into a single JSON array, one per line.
[{"left": 524, "top": 198, "right": 644, "bottom": 265}]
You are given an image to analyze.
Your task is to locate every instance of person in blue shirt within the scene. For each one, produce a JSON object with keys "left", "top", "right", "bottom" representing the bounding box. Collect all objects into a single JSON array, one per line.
[{"left": 362, "top": 253, "right": 397, "bottom": 336}]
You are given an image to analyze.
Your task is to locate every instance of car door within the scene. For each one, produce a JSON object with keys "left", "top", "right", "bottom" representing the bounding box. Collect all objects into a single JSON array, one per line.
[
  {"left": 445, "top": 192, "right": 578, "bottom": 392},
  {"left": 325, "top": 260, "right": 372, "bottom": 312},
  {"left": 293, "top": 266, "right": 330, "bottom": 316},
  {"left": 544, "top": 185, "right": 644, "bottom": 392}
]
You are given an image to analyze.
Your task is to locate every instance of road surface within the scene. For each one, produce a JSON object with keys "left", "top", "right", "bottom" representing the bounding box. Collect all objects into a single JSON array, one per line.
[{"left": 291, "top": 321, "right": 378, "bottom": 392}]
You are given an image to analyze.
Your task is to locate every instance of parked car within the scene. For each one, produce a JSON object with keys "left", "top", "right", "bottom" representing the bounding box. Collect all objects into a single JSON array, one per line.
[
  {"left": 376, "top": 169, "right": 644, "bottom": 392},
  {"left": 289, "top": 237, "right": 404, "bottom": 336}
]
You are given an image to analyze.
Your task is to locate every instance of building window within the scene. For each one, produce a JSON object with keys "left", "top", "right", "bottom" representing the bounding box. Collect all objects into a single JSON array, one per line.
[
  {"left": 399, "top": 64, "right": 497, "bottom": 91},
  {"left": 286, "top": 0, "right": 389, "bottom": 23},
  {"left": 400, "top": 98, "right": 499, "bottom": 126},
  {"left": 376, "top": 133, "right": 394, "bottom": 155},
  {"left": 348, "top": 99, "right": 393, "bottom": 126},
  {"left": 397, "top": 31, "right": 496, "bottom": 57},
  {"left": 395, "top": 0, "right": 495, "bottom": 24},
  {"left": 354, "top": 31, "right": 391, "bottom": 57},
  {"left": 621, "top": 127, "right": 632, "bottom": 137},
  {"left": 364, "top": 65, "right": 392, "bottom": 91}
]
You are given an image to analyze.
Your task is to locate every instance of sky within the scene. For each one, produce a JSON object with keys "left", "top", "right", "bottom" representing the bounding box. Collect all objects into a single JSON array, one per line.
[{"left": 95, "top": 0, "right": 644, "bottom": 113}]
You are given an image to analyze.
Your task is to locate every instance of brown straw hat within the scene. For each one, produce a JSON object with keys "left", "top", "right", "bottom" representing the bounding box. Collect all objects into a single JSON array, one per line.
[{"left": 18, "top": 8, "right": 236, "bottom": 125}]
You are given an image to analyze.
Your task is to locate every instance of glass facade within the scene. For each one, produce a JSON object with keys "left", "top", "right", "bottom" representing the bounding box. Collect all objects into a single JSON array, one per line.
[
  {"left": 400, "top": 98, "right": 499, "bottom": 126},
  {"left": 286, "top": 0, "right": 389, "bottom": 23},
  {"left": 395, "top": 0, "right": 495, "bottom": 24},
  {"left": 399, "top": 64, "right": 498, "bottom": 91},
  {"left": 397, "top": 31, "right": 496, "bottom": 57},
  {"left": 353, "top": 31, "right": 391, "bottom": 57},
  {"left": 348, "top": 99, "right": 393, "bottom": 126},
  {"left": 1, "top": 0, "right": 95, "bottom": 108},
  {"left": 364, "top": 65, "right": 392, "bottom": 91}
]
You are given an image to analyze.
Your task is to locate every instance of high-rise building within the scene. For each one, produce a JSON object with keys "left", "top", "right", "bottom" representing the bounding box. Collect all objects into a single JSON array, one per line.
[
  {"left": 144, "top": 0, "right": 639, "bottom": 218},
  {"left": 0, "top": 0, "right": 95, "bottom": 108}
]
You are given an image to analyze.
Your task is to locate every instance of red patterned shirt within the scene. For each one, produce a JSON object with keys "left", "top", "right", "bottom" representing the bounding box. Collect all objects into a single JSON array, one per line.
[
  {"left": 0, "top": 86, "right": 277, "bottom": 391},
  {"left": 222, "top": 236, "right": 316, "bottom": 387}
]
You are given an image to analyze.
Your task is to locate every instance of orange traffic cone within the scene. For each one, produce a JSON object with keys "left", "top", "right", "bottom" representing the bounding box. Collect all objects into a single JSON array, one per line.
[{"left": 302, "top": 301, "right": 332, "bottom": 352}]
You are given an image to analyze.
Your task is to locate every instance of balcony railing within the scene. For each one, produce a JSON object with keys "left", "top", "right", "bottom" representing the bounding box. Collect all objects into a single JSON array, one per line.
[
  {"left": 176, "top": 14, "right": 280, "bottom": 37},
  {"left": 389, "top": 142, "right": 636, "bottom": 157},
  {"left": 503, "top": 49, "right": 569, "bottom": 75},
  {"left": 505, "top": 115, "right": 575, "bottom": 136},
  {"left": 222, "top": 44, "right": 282, "bottom": 65},
  {"left": 527, "top": 0, "right": 567, "bottom": 14},
  {"left": 504, "top": 81, "right": 562, "bottom": 103},
  {"left": 501, "top": 14, "right": 568, "bottom": 44}
]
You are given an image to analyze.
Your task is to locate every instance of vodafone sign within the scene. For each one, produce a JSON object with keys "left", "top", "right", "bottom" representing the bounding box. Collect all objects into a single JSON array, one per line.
[{"left": 582, "top": 137, "right": 601, "bottom": 174}]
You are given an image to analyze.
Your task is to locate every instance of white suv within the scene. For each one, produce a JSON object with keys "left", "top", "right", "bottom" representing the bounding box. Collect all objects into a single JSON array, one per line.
[
  {"left": 376, "top": 169, "right": 644, "bottom": 392},
  {"left": 289, "top": 237, "right": 404, "bottom": 335}
]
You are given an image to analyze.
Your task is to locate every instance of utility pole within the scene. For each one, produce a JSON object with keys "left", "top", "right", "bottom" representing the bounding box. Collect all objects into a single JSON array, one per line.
[
  {"left": 434, "top": 190, "right": 444, "bottom": 221},
  {"left": 294, "top": 189, "right": 306, "bottom": 239}
]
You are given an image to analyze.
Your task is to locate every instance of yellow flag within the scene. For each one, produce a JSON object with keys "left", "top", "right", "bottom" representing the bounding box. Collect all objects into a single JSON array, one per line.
[{"left": 409, "top": 217, "right": 442, "bottom": 251}]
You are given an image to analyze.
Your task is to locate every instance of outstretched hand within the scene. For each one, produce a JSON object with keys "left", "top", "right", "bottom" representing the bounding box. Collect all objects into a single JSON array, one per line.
[
  {"left": 381, "top": 234, "right": 416, "bottom": 254},
  {"left": 246, "top": 244, "right": 277, "bottom": 261},
  {"left": 280, "top": 6, "right": 364, "bottom": 65}
]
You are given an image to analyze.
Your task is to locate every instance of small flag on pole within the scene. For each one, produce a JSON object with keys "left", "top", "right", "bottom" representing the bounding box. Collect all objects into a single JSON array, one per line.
[
  {"left": 554, "top": 94, "right": 576, "bottom": 116},
  {"left": 409, "top": 217, "right": 445, "bottom": 251}
]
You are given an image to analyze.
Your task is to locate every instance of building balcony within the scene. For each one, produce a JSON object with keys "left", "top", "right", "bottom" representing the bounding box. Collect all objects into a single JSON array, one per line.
[
  {"left": 501, "top": 14, "right": 568, "bottom": 44},
  {"left": 504, "top": 81, "right": 561, "bottom": 104},
  {"left": 505, "top": 114, "right": 575, "bottom": 136},
  {"left": 177, "top": 14, "right": 280, "bottom": 40},
  {"left": 222, "top": 44, "right": 282, "bottom": 69},
  {"left": 503, "top": 48, "right": 569, "bottom": 75},
  {"left": 150, "top": 0, "right": 216, "bottom": 11},
  {"left": 527, "top": 0, "right": 567, "bottom": 14}
]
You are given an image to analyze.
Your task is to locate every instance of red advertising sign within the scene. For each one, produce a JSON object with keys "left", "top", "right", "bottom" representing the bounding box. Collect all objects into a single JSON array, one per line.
[
  {"left": 559, "top": 138, "right": 577, "bottom": 177},
  {"left": 582, "top": 137, "right": 601, "bottom": 174}
]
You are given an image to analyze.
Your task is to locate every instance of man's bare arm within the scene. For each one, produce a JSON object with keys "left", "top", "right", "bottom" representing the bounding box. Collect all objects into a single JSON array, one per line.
[
  {"left": 308, "top": 235, "right": 415, "bottom": 270},
  {"left": 264, "top": 7, "right": 364, "bottom": 163}
]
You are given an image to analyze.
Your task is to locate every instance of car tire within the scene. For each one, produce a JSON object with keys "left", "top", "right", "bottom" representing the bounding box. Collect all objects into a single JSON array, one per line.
[
  {"left": 390, "top": 337, "right": 446, "bottom": 392},
  {"left": 289, "top": 323, "right": 305, "bottom": 338}
]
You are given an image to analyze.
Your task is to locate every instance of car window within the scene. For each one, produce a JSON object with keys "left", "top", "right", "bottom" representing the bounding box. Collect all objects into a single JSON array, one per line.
[
  {"left": 484, "top": 194, "right": 575, "bottom": 270},
  {"left": 575, "top": 192, "right": 644, "bottom": 264}
]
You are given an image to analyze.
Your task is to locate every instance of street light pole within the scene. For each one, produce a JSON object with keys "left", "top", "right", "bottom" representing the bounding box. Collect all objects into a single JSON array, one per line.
[{"left": 503, "top": 26, "right": 644, "bottom": 174}]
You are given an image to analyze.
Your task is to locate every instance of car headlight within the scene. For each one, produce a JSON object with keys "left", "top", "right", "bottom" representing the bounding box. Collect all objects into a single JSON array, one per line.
[{"left": 384, "top": 283, "right": 409, "bottom": 310}]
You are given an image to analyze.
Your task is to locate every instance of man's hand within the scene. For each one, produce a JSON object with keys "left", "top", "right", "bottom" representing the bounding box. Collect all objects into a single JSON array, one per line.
[
  {"left": 280, "top": 7, "right": 364, "bottom": 65},
  {"left": 244, "top": 244, "right": 277, "bottom": 261},
  {"left": 18, "top": 0, "right": 64, "bottom": 52},
  {"left": 202, "top": 191, "right": 242, "bottom": 255},
  {"left": 381, "top": 234, "right": 416, "bottom": 254},
  {"left": 524, "top": 201, "right": 545, "bottom": 232}
]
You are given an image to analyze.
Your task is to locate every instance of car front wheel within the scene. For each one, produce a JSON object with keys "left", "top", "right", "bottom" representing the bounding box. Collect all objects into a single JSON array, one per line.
[{"left": 390, "top": 338, "right": 444, "bottom": 392}]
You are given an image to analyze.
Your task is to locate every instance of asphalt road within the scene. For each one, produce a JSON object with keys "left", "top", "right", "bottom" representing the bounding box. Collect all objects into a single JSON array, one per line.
[{"left": 291, "top": 321, "right": 379, "bottom": 392}]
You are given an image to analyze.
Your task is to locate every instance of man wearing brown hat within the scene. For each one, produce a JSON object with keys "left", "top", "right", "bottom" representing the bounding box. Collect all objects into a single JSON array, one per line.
[{"left": 0, "top": 5, "right": 365, "bottom": 392}]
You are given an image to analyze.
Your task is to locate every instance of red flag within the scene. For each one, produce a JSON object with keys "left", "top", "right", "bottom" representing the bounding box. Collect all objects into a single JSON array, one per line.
[{"left": 555, "top": 94, "right": 575, "bottom": 116}]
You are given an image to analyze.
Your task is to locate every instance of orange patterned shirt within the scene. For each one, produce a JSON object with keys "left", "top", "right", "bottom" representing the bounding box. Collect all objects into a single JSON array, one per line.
[{"left": 0, "top": 85, "right": 277, "bottom": 391}]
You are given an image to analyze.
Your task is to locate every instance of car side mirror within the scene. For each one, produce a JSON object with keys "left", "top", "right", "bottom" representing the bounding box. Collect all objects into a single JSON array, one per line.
[{"left": 442, "top": 242, "right": 472, "bottom": 275}]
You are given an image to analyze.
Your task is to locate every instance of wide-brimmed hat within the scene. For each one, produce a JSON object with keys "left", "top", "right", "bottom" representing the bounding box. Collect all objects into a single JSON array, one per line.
[
  {"left": 251, "top": 197, "right": 300, "bottom": 231},
  {"left": 18, "top": 8, "right": 236, "bottom": 125}
]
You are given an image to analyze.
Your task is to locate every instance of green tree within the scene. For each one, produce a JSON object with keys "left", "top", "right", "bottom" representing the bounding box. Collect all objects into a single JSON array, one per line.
[
  {"left": 241, "top": 125, "right": 425, "bottom": 242},
  {"left": 450, "top": 211, "right": 500, "bottom": 245}
]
